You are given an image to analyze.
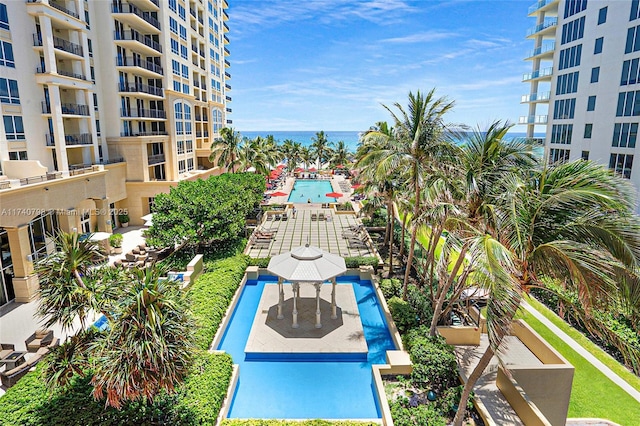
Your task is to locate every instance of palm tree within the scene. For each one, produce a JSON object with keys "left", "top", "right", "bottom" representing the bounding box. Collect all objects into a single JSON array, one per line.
[
  {"left": 300, "top": 146, "right": 313, "bottom": 170},
  {"left": 311, "top": 131, "right": 330, "bottom": 168},
  {"left": 280, "top": 139, "right": 299, "bottom": 168},
  {"left": 359, "top": 90, "right": 455, "bottom": 298},
  {"left": 252, "top": 136, "right": 278, "bottom": 174},
  {"left": 210, "top": 127, "right": 242, "bottom": 173},
  {"left": 329, "top": 141, "right": 351, "bottom": 168}
]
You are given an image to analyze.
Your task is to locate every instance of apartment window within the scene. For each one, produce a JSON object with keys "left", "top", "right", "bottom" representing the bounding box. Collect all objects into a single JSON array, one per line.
[
  {"left": 0, "top": 3, "right": 9, "bottom": 30},
  {"left": 178, "top": 160, "right": 186, "bottom": 173},
  {"left": 621, "top": 58, "right": 640, "bottom": 85},
  {"left": 561, "top": 16, "right": 585, "bottom": 45},
  {"left": 551, "top": 124, "right": 573, "bottom": 145},
  {"left": 549, "top": 148, "right": 570, "bottom": 164},
  {"left": 88, "top": 39, "right": 93, "bottom": 57},
  {"left": 584, "top": 123, "right": 593, "bottom": 139},
  {"left": 609, "top": 153, "right": 634, "bottom": 179},
  {"left": 590, "top": 67, "right": 600, "bottom": 83},
  {"left": 90, "top": 66, "right": 95, "bottom": 83},
  {"left": 3, "top": 115, "right": 24, "bottom": 140},
  {"left": 169, "top": 0, "right": 177, "bottom": 12},
  {"left": 564, "top": 0, "right": 587, "bottom": 18},
  {"left": 0, "top": 78, "right": 20, "bottom": 104},
  {"left": 632, "top": 0, "right": 640, "bottom": 21},
  {"left": 178, "top": 4, "right": 186, "bottom": 21},
  {"left": 177, "top": 140, "right": 185, "bottom": 154},
  {"left": 95, "top": 120, "right": 100, "bottom": 136},
  {"left": 182, "top": 83, "right": 189, "bottom": 94},
  {"left": 598, "top": 7, "right": 608, "bottom": 25},
  {"left": 612, "top": 123, "right": 638, "bottom": 148},
  {"left": 616, "top": 90, "right": 640, "bottom": 116},
  {"left": 93, "top": 93, "right": 98, "bottom": 110},
  {"left": 0, "top": 41, "right": 14, "bottom": 68},
  {"left": 180, "top": 45, "right": 188, "bottom": 59},
  {"left": 626, "top": 25, "right": 640, "bottom": 54},
  {"left": 179, "top": 25, "right": 187, "bottom": 41},
  {"left": 594, "top": 37, "right": 604, "bottom": 54},
  {"left": 187, "top": 158, "right": 194, "bottom": 171},
  {"left": 171, "top": 38, "right": 179, "bottom": 55},
  {"left": 8, "top": 151, "right": 27, "bottom": 160},
  {"left": 173, "top": 80, "right": 180, "bottom": 92},
  {"left": 170, "top": 17, "right": 178, "bottom": 34},
  {"left": 553, "top": 98, "right": 576, "bottom": 119},
  {"left": 556, "top": 72, "right": 579, "bottom": 95},
  {"left": 587, "top": 95, "right": 596, "bottom": 111},
  {"left": 181, "top": 64, "right": 188, "bottom": 78},
  {"left": 581, "top": 151, "right": 589, "bottom": 160},
  {"left": 172, "top": 59, "right": 180, "bottom": 76},
  {"left": 558, "top": 44, "right": 582, "bottom": 70},
  {"left": 186, "top": 140, "right": 193, "bottom": 152}
]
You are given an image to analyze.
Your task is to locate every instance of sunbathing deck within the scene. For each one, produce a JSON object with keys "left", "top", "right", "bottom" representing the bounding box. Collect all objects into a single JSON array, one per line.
[{"left": 246, "top": 207, "right": 376, "bottom": 258}]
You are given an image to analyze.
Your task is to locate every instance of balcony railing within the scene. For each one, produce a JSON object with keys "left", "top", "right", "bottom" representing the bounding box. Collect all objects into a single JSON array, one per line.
[
  {"left": 46, "top": 133, "right": 93, "bottom": 146},
  {"left": 41, "top": 101, "right": 90, "bottom": 115},
  {"left": 225, "top": 59, "right": 231, "bottom": 67},
  {"left": 226, "top": 107, "right": 232, "bottom": 113},
  {"left": 223, "top": 22, "right": 229, "bottom": 32},
  {"left": 528, "top": 0, "right": 558, "bottom": 14},
  {"left": 114, "top": 30, "right": 162, "bottom": 53},
  {"left": 118, "top": 82, "right": 164, "bottom": 97},
  {"left": 147, "top": 153, "right": 166, "bottom": 165},
  {"left": 112, "top": 3, "right": 161, "bottom": 31},
  {"left": 521, "top": 91, "right": 551, "bottom": 103},
  {"left": 518, "top": 115, "right": 548, "bottom": 125},
  {"left": 523, "top": 67, "right": 553, "bottom": 81},
  {"left": 225, "top": 71, "right": 231, "bottom": 79},
  {"left": 58, "top": 69, "right": 88, "bottom": 80},
  {"left": 527, "top": 18, "right": 557, "bottom": 36},
  {"left": 27, "top": 0, "right": 81, "bottom": 19},
  {"left": 193, "top": 79, "right": 200, "bottom": 88},
  {"left": 33, "top": 33, "right": 84, "bottom": 56},
  {"left": 116, "top": 56, "right": 163, "bottom": 75},
  {"left": 226, "top": 95, "right": 232, "bottom": 102},
  {"left": 120, "top": 108, "right": 166, "bottom": 119},
  {"left": 528, "top": 42, "right": 556, "bottom": 58},
  {"left": 120, "top": 130, "right": 168, "bottom": 137},
  {"left": 225, "top": 83, "right": 231, "bottom": 90},
  {"left": 224, "top": 47, "right": 230, "bottom": 55}
]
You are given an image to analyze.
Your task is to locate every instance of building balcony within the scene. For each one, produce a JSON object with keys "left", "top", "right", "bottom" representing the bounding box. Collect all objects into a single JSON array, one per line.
[
  {"left": 518, "top": 115, "right": 548, "bottom": 125},
  {"left": 128, "top": 0, "right": 159, "bottom": 11},
  {"left": 225, "top": 83, "right": 231, "bottom": 90},
  {"left": 224, "top": 35, "right": 229, "bottom": 44},
  {"left": 45, "top": 133, "right": 93, "bottom": 146},
  {"left": 522, "top": 67, "right": 553, "bottom": 82},
  {"left": 521, "top": 91, "right": 550, "bottom": 103},
  {"left": 116, "top": 55, "right": 163, "bottom": 76},
  {"left": 120, "top": 130, "right": 168, "bottom": 137},
  {"left": 33, "top": 33, "right": 84, "bottom": 57},
  {"left": 225, "top": 71, "right": 231, "bottom": 79},
  {"left": 114, "top": 30, "right": 162, "bottom": 55},
  {"left": 111, "top": 3, "right": 161, "bottom": 33},
  {"left": 528, "top": 0, "right": 559, "bottom": 15},
  {"left": 26, "top": 0, "right": 84, "bottom": 30},
  {"left": 224, "top": 47, "right": 230, "bottom": 56},
  {"left": 223, "top": 10, "right": 229, "bottom": 20},
  {"left": 225, "top": 59, "right": 231, "bottom": 68},
  {"left": 41, "top": 101, "right": 90, "bottom": 115},
  {"left": 223, "top": 22, "right": 229, "bottom": 33},
  {"left": 526, "top": 18, "right": 557, "bottom": 37},
  {"left": 36, "top": 66, "right": 88, "bottom": 82},
  {"left": 226, "top": 119, "right": 233, "bottom": 124},
  {"left": 120, "top": 108, "right": 166, "bottom": 119},
  {"left": 27, "top": 0, "right": 78, "bottom": 19},
  {"left": 118, "top": 82, "right": 164, "bottom": 98},
  {"left": 526, "top": 42, "right": 555, "bottom": 59},
  {"left": 147, "top": 153, "right": 165, "bottom": 165},
  {"left": 226, "top": 107, "right": 232, "bottom": 113}
]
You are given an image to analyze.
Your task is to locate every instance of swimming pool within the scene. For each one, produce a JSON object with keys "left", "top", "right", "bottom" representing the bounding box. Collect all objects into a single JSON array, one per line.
[
  {"left": 288, "top": 180, "right": 336, "bottom": 204},
  {"left": 217, "top": 276, "right": 395, "bottom": 419}
]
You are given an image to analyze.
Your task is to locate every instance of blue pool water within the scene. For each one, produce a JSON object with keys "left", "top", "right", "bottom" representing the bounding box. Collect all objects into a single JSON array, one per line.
[
  {"left": 217, "top": 276, "right": 396, "bottom": 419},
  {"left": 288, "top": 180, "right": 336, "bottom": 204}
]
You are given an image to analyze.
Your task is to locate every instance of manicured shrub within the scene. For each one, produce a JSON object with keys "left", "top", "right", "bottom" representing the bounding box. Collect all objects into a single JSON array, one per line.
[
  {"left": 389, "top": 398, "right": 446, "bottom": 426},
  {"left": 388, "top": 296, "right": 417, "bottom": 333},
  {"left": 247, "top": 257, "right": 271, "bottom": 268},
  {"left": 344, "top": 256, "right": 379, "bottom": 268},
  {"left": 406, "top": 284, "right": 434, "bottom": 326},
  {"left": 380, "top": 278, "right": 402, "bottom": 299},
  {"left": 408, "top": 335, "right": 458, "bottom": 393}
]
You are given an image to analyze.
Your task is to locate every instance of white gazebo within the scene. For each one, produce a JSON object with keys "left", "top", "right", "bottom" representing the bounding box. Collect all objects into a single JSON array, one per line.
[{"left": 267, "top": 244, "right": 347, "bottom": 329}]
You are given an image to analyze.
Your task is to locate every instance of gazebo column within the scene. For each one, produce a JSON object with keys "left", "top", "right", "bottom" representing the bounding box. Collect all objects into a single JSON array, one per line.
[
  {"left": 277, "top": 277, "right": 284, "bottom": 319},
  {"left": 331, "top": 278, "right": 337, "bottom": 319},
  {"left": 314, "top": 282, "right": 322, "bottom": 328},
  {"left": 292, "top": 282, "right": 300, "bottom": 328}
]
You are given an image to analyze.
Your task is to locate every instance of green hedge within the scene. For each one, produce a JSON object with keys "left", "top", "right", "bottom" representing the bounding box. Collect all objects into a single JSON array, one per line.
[
  {"left": 222, "top": 421, "right": 377, "bottom": 426},
  {"left": 189, "top": 254, "right": 250, "bottom": 350}
]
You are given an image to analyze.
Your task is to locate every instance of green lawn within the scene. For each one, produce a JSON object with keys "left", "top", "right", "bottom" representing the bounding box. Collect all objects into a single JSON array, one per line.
[{"left": 518, "top": 306, "right": 640, "bottom": 424}]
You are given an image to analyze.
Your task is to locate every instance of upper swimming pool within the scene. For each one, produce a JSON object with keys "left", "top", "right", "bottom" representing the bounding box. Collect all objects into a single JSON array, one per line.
[
  {"left": 288, "top": 180, "right": 336, "bottom": 204},
  {"left": 216, "top": 276, "right": 396, "bottom": 419}
]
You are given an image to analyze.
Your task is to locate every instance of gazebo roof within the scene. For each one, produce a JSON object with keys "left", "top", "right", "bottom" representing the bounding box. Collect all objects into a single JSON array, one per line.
[{"left": 267, "top": 245, "right": 347, "bottom": 282}]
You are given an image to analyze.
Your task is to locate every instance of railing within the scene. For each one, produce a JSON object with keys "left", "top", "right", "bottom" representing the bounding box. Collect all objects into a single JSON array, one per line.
[
  {"left": 201, "top": 83, "right": 207, "bottom": 90},
  {"left": 521, "top": 91, "right": 551, "bottom": 103},
  {"left": 223, "top": 10, "right": 229, "bottom": 20},
  {"left": 226, "top": 119, "right": 233, "bottom": 124},
  {"left": 528, "top": 42, "right": 555, "bottom": 58},
  {"left": 116, "top": 56, "right": 163, "bottom": 75},
  {"left": 41, "top": 101, "right": 90, "bottom": 115},
  {"left": 120, "top": 130, "right": 168, "bottom": 137},
  {"left": 225, "top": 59, "right": 230, "bottom": 67},
  {"left": 27, "top": 0, "right": 81, "bottom": 19},
  {"left": 226, "top": 95, "right": 232, "bottom": 102},
  {"left": 527, "top": 18, "right": 557, "bottom": 36},
  {"left": 69, "top": 164, "right": 99, "bottom": 175},
  {"left": 114, "top": 30, "right": 162, "bottom": 53},
  {"left": 518, "top": 115, "right": 548, "bottom": 125},
  {"left": 59, "top": 69, "right": 88, "bottom": 80},
  {"left": 224, "top": 47, "right": 230, "bottom": 55},
  {"left": 193, "top": 79, "right": 200, "bottom": 88},
  {"left": 33, "top": 33, "right": 84, "bottom": 56},
  {"left": 225, "top": 83, "right": 231, "bottom": 90},
  {"left": 112, "top": 3, "right": 160, "bottom": 31},
  {"left": 224, "top": 35, "right": 229, "bottom": 44},
  {"left": 148, "top": 153, "right": 166, "bottom": 165},
  {"left": 95, "top": 157, "right": 125, "bottom": 165},
  {"left": 528, "top": 0, "right": 558, "bottom": 14},
  {"left": 523, "top": 67, "right": 553, "bottom": 81},
  {"left": 118, "top": 82, "right": 164, "bottom": 97},
  {"left": 226, "top": 107, "right": 232, "bottom": 113},
  {"left": 120, "top": 108, "right": 166, "bottom": 119},
  {"left": 46, "top": 133, "right": 93, "bottom": 146},
  {"left": 223, "top": 22, "right": 229, "bottom": 32}
]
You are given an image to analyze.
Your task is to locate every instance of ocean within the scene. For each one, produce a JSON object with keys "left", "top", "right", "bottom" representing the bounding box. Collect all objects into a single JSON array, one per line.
[{"left": 241, "top": 130, "right": 544, "bottom": 153}]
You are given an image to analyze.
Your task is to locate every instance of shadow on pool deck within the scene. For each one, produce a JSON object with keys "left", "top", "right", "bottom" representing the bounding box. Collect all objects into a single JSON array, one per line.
[{"left": 265, "top": 298, "right": 344, "bottom": 338}]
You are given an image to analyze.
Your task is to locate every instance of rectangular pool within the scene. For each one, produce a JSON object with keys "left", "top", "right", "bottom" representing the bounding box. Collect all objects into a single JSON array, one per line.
[
  {"left": 288, "top": 180, "right": 336, "bottom": 204},
  {"left": 216, "top": 276, "right": 395, "bottom": 419}
]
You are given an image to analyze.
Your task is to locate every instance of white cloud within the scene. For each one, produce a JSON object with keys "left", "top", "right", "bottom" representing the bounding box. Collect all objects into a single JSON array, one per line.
[{"left": 380, "top": 31, "right": 458, "bottom": 44}]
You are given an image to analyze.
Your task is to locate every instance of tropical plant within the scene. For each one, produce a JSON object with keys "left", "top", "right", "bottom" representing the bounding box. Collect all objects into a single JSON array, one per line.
[
  {"left": 210, "top": 127, "right": 242, "bottom": 173},
  {"left": 108, "top": 233, "right": 123, "bottom": 248},
  {"left": 329, "top": 141, "right": 350, "bottom": 168},
  {"left": 300, "top": 146, "right": 313, "bottom": 170},
  {"left": 311, "top": 131, "right": 330, "bottom": 168}
]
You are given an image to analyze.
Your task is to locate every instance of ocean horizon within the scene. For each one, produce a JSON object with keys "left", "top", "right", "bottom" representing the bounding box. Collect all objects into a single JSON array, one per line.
[{"left": 241, "top": 130, "right": 544, "bottom": 152}]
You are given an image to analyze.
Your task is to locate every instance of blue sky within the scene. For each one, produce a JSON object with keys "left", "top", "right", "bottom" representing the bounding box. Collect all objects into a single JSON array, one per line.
[{"left": 228, "top": 0, "right": 535, "bottom": 131}]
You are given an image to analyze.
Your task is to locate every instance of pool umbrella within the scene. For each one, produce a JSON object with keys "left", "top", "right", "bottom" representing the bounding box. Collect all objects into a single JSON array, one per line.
[
  {"left": 270, "top": 191, "right": 288, "bottom": 197},
  {"left": 336, "top": 164, "right": 345, "bottom": 169},
  {"left": 325, "top": 192, "right": 343, "bottom": 198},
  {"left": 351, "top": 184, "right": 362, "bottom": 190},
  {"left": 277, "top": 164, "right": 286, "bottom": 169},
  {"left": 267, "top": 245, "right": 347, "bottom": 329},
  {"left": 308, "top": 167, "right": 317, "bottom": 172},
  {"left": 294, "top": 167, "right": 304, "bottom": 172}
]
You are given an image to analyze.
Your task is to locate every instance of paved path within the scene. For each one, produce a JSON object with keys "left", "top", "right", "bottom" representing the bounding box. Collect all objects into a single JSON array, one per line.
[{"left": 522, "top": 300, "right": 640, "bottom": 404}]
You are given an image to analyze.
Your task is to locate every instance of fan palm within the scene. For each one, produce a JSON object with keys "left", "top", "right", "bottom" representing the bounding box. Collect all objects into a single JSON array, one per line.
[{"left": 210, "top": 127, "right": 242, "bottom": 173}]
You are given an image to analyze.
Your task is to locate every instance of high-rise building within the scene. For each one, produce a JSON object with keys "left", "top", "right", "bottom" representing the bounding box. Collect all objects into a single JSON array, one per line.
[
  {"left": 522, "top": 0, "right": 640, "bottom": 194},
  {"left": 0, "top": 0, "right": 231, "bottom": 309}
]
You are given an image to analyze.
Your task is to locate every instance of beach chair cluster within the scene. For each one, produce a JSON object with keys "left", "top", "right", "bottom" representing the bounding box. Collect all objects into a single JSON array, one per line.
[
  {"left": 342, "top": 224, "right": 369, "bottom": 249},
  {"left": 249, "top": 227, "right": 277, "bottom": 248},
  {"left": 310, "top": 211, "right": 331, "bottom": 222},
  {"left": 265, "top": 212, "right": 288, "bottom": 221}
]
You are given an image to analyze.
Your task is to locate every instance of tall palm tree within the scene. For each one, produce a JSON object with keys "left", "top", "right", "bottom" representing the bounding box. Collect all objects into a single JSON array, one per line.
[
  {"left": 329, "top": 141, "right": 351, "bottom": 168},
  {"left": 210, "top": 127, "right": 241, "bottom": 173},
  {"left": 300, "top": 146, "right": 312, "bottom": 170},
  {"left": 252, "top": 136, "right": 278, "bottom": 174},
  {"left": 359, "top": 90, "right": 455, "bottom": 298},
  {"left": 311, "top": 131, "right": 330, "bottom": 168},
  {"left": 280, "top": 139, "right": 299, "bottom": 167}
]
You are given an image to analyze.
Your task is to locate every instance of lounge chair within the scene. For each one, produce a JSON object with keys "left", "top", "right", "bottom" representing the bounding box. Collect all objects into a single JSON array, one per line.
[
  {"left": 25, "top": 329, "right": 54, "bottom": 353},
  {"left": 281, "top": 214, "right": 288, "bottom": 221},
  {"left": 348, "top": 241, "right": 369, "bottom": 249},
  {"left": 318, "top": 213, "right": 325, "bottom": 221},
  {"left": 311, "top": 213, "right": 317, "bottom": 221},
  {"left": 266, "top": 215, "right": 273, "bottom": 221},
  {"left": 0, "top": 343, "right": 15, "bottom": 359},
  {"left": 0, "top": 347, "right": 50, "bottom": 388}
]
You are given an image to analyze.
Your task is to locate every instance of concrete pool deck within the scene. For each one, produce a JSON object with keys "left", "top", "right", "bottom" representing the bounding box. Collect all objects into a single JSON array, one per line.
[{"left": 244, "top": 283, "right": 368, "bottom": 358}]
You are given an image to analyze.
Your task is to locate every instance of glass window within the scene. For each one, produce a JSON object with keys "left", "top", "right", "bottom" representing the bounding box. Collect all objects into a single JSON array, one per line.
[
  {"left": 171, "top": 38, "right": 179, "bottom": 55},
  {"left": 0, "top": 3, "right": 8, "bottom": 30},
  {"left": 590, "top": 67, "right": 600, "bottom": 83},
  {"left": 169, "top": 0, "right": 177, "bottom": 12},
  {"left": 598, "top": 7, "right": 607, "bottom": 25},
  {"left": 584, "top": 123, "right": 593, "bottom": 138},
  {"left": 181, "top": 64, "right": 188, "bottom": 78},
  {"left": 8, "top": 151, "right": 27, "bottom": 160},
  {"left": 178, "top": 4, "right": 186, "bottom": 20},
  {"left": 594, "top": 37, "right": 604, "bottom": 55},
  {"left": 587, "top": 95, "right": 596, "bottom": 111},
  {"left": 173, "top": 80, "right": 180, "bottom": 92},
  {"left": 172, "top": 59, "right": 180, "bottom": 75},
  {"left": 0, "top": 78, "right": 20, "bottom": 104},
  {"left": 180, "top": 45, "right": 188, "bottom": 59},
  {"left": 0, "top": 41, "right": 14, "bottom": 68},
  {"left": 170, "top": 17, "right": 178, "bottom": 34},
  {"left": 581, "top": 151, "right": 589, "bottom": 160},
  {"left": 179, "top": 25, "right": 187, "bottom": 40},
  {"left": 3, "top": 115, "right": 24, "bottom": 140},
  {"left": 182, "top": 83, "right": 189, "bottom": 94}
]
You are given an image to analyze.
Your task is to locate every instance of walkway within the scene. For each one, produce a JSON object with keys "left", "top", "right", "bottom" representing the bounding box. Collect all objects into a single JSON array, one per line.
[{"left": 522, "top": 300, "right": 640, "bottom": 404}]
